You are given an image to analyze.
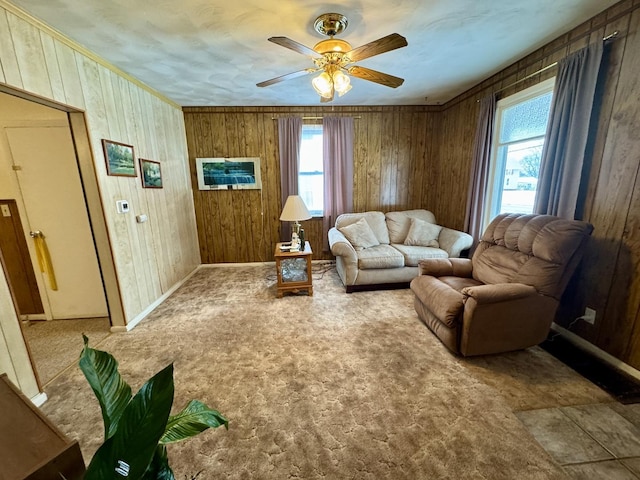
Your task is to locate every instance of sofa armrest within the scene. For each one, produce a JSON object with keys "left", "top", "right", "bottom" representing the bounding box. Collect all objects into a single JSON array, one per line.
[
  {"left": 329, "top": 227, "right": 357, "bottom": 262},
  {"left": 461, "top": 283, "right": 537, "bottom": 305},
  {"left": 438, "top": 227, "right": 474, "bottom": 258},
  {"left": 417, "top": 258, "right": 473, "bottom": 277}
]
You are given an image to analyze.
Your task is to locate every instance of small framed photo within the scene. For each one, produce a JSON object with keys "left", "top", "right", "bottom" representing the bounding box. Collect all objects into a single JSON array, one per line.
[
  {"left": 102, "top": 139, "right": 136, "bottom": 177},
  {"left": 140, "top": 159, "right": 163, "bottom": 188}
]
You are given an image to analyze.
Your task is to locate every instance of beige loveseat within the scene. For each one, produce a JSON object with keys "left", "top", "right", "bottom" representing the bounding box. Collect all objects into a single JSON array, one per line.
[{"left": 328, "top": 209, "right": 473, "bottom": 292}]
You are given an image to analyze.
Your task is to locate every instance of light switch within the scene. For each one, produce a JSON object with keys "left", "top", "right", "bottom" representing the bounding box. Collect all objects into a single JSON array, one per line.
[
  {"left": 1, "top": 205, "right": 10, "bottom": 217},
  {"left": 116, "top": 200, "right": 130, "bottom": 213}
]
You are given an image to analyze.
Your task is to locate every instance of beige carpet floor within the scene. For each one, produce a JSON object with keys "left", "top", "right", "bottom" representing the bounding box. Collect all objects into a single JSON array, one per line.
[
  {"left": 40, "top": 264, "right": 612, "bottom": 479},
  {"left": 22, "top": 317, "right": 111, "bottom": 386}
]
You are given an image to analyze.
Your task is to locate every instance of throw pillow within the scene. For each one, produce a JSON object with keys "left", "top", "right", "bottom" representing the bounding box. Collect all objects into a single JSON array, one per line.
[
  {"left": 404, "top": 217, "right": 442, "bottom": 247},
  {"left": 339, "top": 218, "right": 380, "bottom": 250}
]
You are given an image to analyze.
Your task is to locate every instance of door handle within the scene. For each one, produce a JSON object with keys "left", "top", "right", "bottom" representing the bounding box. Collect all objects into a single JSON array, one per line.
[{"left": 29, "top": 230, "right": 42, "bottom": 238}]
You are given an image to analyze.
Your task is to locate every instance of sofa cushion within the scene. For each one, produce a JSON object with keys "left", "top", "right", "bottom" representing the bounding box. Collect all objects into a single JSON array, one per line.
[
  {"left": 439, "top": 276, "right": 482, "bottom": 293},
  {"left": 392, "top": 244, "right": 449, "bottom": 266},
  {"left": 357, "top": 245, "right": 405, "bottom": 269},
  {"left": 339, "top": 217, "right": 380, "bottom": 251},
  {"left": 335, "top": 212, "right": 390, "bottom": 244},
  {"left": 404, "top": 218, "right": 442, "bottom": 247},
  {"left": 385, "top": 210, "right": 437, "bottom": 244}
]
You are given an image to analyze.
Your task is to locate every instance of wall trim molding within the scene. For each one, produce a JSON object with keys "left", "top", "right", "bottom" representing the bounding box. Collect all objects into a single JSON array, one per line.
[
  {"left": 199, "top": 262, "right": 275, "bottom": 268},
  {"left": 110, "top": 265, "right": 200, "bottom": 333},
  {"left": 552, "top": 323, "right": 640, "bottom": 382},
  {"left": 199, "top": 260, "right": 335, "bottom": 268},
  {"left": 0, "top": 0, "right": 180, "bottom": 110},
  {"left": 30, "top": 391, "right": 47, "bottom": 407}
]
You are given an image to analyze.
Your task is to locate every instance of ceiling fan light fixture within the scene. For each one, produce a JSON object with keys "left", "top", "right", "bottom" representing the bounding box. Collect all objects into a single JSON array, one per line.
[
  {"left": 258, "top": 13, "right": 407, "bottom": 103},
  {"left": 312, "top": 71, "right": 334, "bottom": 98},
  {"left": 333, "top": 70, "right": 351, "bottom": 96},
  {"left": 313, "top": 13, "right": 348, "bottom": 37},
  {"left": 313, "top": 38, "right": 352, "bottom": 54}
]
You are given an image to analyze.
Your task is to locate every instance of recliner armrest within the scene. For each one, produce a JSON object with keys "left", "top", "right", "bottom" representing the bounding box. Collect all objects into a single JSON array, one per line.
[
  {"left": 418, "top": 258, "right": 473, "bottom": 277},
  {"left": 411, "top": 276, "right": 465, "bottom": 328},
  {"left": 461, "top": 283, "right": 537, "bottom": 305}
]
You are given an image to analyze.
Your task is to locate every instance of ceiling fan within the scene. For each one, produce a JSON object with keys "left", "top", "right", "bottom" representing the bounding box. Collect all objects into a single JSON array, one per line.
[{"left": 256, "top": 13, "right": 408, "bottom": 103}]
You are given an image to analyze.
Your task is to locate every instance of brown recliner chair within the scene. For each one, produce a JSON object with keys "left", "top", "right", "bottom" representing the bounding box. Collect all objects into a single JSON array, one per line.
[{"left": 410, "top": 213, "right": 593, "bottom": 356}]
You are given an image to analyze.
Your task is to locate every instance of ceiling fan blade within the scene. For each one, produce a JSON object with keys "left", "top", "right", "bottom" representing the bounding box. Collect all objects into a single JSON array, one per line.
[
  {"left": 347, "top": 66, "right": 404, "bottom": 88},
  {"left": 346, "top": 33, "right": 408, "bottom": 62},
  {"left": 268, "top": 37, "right": 318, "bottom": 58},
  {"left": 257, "top": 69, "right": 317, "bottom": 88}
]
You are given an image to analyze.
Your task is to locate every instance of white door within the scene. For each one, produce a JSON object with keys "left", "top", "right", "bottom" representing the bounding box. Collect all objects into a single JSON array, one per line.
[{"left": 6, "top": 126, "right": 108, "bottom": 319}]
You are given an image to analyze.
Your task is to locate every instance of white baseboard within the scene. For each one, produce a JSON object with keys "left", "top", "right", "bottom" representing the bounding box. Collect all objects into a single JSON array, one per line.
[
  {"left": 20, "top": 314, "right": 47, "bottom": 321},
  {"left": 110, "top": 266, "right": 201, "bottom": 333},
  {"left": 200, "top": 260, "right": 334, "bottom": 268},
  {"left": 551, "top": 323, "right": 640, "bottom": 382},
  {"left": 199, "top": 261, "right": 275, "bottom": 268},
  {"left": 30, "top": 391, "right": 48, "bottom": 407},
  {"left": 54, "top": 313, "right": 108, "bottom": 320}
]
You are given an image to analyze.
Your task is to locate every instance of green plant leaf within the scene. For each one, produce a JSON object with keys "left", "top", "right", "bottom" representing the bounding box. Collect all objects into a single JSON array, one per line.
[
  {"left": 160, "top": 400, "right": 229, "bottom": 444},
  {"left": 84, "top": 363, "right": 175, "bottom": 479},
  {"left": 79, "top": 334, "right": 132, "bottom": 440},
  {"left": 140, "top": 445, "right": 175, "bottom": 480}
]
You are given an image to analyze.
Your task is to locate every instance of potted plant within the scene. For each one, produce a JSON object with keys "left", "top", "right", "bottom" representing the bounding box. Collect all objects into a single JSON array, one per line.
[{"left": 79, "top": 335, "right": 228, "bottom": 479}]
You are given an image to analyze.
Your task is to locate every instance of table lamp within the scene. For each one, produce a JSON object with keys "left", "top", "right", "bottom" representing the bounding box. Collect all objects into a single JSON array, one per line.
[{"left": 280, "top": 195, "right": 312, "bottom": 251}]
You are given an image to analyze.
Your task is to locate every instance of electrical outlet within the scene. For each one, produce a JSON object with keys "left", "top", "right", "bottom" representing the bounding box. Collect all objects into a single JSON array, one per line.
[{"left": 583, "top": 307, "right": 596, "bottom": 325}]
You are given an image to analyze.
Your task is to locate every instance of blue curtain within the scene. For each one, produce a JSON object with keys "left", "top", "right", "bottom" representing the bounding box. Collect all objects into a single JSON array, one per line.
[
  {"left": 534, "top": 42, "right": 604, "bottom": 219},
  {"left": 464, "top": 93, "right": 497, "bottom": 246}
]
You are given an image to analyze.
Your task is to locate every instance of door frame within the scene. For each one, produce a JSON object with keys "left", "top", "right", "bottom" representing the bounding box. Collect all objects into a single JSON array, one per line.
[{"left": 0, "top": 85, "right": 125, "bottom": 329}]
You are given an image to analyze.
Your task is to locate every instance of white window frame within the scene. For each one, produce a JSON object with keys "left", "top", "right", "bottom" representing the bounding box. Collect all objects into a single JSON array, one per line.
[
  {"left": 483, "top": 77, "right": 555, "bottom": 231},
  {"left": 298, "top": 124, "right": 324, "bottom": 217}
]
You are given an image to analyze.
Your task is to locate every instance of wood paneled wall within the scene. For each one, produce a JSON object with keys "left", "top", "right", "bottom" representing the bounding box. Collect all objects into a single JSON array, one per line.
[
  {"left": 437, "top": 0, "right": 640, "bottom": 369},
  {"left": 183, "top": 106, "right": 440, "bottom": 263},
  {"left": 0, "top": 2, "right": 200, "bottom": 325},
  {"left": 184, "top": 1, "right": 640, "bottom": 370}
]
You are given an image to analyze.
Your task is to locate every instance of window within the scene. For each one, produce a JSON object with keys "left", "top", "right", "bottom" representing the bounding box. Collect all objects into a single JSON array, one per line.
[
  {"left": 298, "top": 124, "right": 323, "bottom": 216},
  {"left": 485, "top": 78, "right": 555, "bottom": 226}
]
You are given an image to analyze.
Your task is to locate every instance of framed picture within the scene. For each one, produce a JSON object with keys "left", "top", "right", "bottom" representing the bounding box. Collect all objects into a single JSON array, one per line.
[
  {"left": 102, "top": 139, "right": 136, "bottom": 177},
  {"left": 140, "top": 159, "right": 163, "bottom": 188}
]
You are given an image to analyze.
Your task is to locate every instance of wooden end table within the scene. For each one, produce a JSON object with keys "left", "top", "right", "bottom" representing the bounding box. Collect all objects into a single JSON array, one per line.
[{"left": 274, "top": 241, "right": 313, "bottom": 298}]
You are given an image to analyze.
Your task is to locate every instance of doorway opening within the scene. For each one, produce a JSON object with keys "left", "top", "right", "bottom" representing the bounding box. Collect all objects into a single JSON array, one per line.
[{"left": 0, "top": 89, "right": 123, "bottom": 389}]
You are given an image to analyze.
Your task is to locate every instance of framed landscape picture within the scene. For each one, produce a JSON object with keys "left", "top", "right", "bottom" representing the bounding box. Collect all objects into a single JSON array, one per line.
[
  {"left": 102, "top": 139, "right": 136, "bottom": 177},
  {"left": 140, "top": 159, "right": 163, "bottom": 188}
]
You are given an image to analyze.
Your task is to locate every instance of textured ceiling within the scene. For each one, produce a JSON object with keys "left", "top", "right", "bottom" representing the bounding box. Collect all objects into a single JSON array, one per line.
[{"left": 9, "top": 0, "right": 619, "bottom": 106}]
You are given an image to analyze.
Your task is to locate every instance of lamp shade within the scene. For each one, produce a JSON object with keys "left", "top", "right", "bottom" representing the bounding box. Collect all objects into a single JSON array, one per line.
[
  {"left": 312, "top": 72, "right": 333, "bottom": 99},
  {"left": 280, "top": 195, "right": 312, "bottom": 221},
  {"left": 333, "top": 70, "right": 351, "bottom": 96}
]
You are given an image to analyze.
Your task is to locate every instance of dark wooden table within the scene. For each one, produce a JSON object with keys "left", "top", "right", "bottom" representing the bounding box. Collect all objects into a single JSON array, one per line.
[{"left": 0, "top": 373, "right": 85, "bottom": 480}]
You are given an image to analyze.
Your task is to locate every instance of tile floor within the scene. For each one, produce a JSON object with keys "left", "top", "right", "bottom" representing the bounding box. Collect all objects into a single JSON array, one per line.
[{"left": 517, "top": 402, "right": 640, "bottom": 479}]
